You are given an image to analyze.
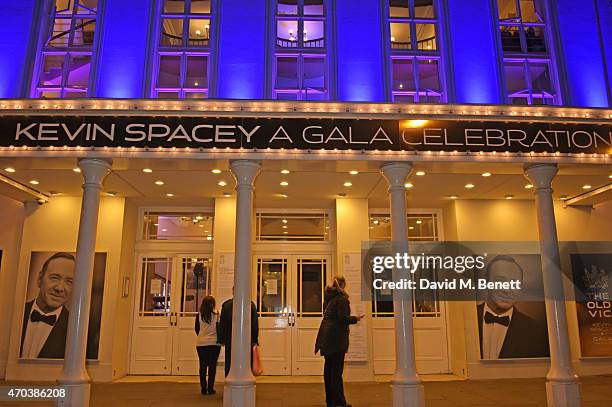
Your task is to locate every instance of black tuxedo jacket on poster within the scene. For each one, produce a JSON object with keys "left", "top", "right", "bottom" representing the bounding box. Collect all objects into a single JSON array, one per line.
[
  {"left": 20, "top": 300, "right": 69, "bottom": 359},
  {"left": 477, "top": 302, "right": 550, "bottom": 359}
]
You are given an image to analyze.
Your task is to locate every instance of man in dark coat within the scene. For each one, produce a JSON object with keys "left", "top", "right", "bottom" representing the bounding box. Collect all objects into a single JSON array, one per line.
[
  {"left": 218, "top": 296, "right": 259, "bottom": 377},
  {"left": 315, "top": 277, "right": 363, "bottom": 407},
  {"left": 478, "top": 255, "right": 549, "bottom": 359}
]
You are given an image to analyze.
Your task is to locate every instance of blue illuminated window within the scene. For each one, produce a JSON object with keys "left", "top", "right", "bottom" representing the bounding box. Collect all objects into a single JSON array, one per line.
[
  {"left": 154, "top": 0, "right": 213, "bottom": 98},
  {"left": 273, "top": 0, "right": 328, "bottom": 100},
  {"left": 387, "top": 0, "right": 444, "bottom": 103},
  {"left": 494, "top": 0, "right": 559, "bottom": 104},
  {"left": 34, "top": 0, "right": 99, "bottom": 98}
]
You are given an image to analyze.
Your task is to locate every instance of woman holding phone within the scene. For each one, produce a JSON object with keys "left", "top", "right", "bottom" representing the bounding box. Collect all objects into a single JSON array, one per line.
[
  {"left": 315, "top": 276, "right": 364, "bottom": 407},
  {"left": 195, "top": 295, "right": 221, "bottom": 395}
]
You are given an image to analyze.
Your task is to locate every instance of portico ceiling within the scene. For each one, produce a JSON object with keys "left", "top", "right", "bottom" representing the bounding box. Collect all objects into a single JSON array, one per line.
[{"left": 0, "top": 158, "right": 610, "bottom": 208}]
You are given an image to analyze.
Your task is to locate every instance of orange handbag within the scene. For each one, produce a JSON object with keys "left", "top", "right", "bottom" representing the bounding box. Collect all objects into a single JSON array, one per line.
[{"left": 252, "top": 345, "right": 264, "bottom": 376}]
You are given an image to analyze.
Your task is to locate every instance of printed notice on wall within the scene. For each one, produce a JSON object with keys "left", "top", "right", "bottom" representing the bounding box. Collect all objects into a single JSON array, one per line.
[
  {"left": 217, "top": 253, "right": 235, "bottom": 305},
  {"left": 343, "top": 253, "right": 368, "bottom": 362}
]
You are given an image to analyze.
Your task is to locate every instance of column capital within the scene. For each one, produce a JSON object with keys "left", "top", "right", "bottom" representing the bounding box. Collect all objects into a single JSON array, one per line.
[
  {"left": 380, "top": 162, "right": 413, "bottom": 189},
  {"left": 77, "top": 158, "right": 112, "bottom": 186},
  {"left": 230, "top": 160, "right": 261, "bottom": 186},
  {"left": 523, "top": 163, "right": 558, "bottom": 190}
]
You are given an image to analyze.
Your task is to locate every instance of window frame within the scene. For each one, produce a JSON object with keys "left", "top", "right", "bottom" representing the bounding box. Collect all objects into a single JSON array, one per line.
[
  {"left": 271, "top": 0, "right": 330, "bottom": 101},
  {"left": 152, "top": 0, "right": 216, "bottom": 99},
  {"left": 384, "top": 0, "right": 446, "bottom": 103},
  {"left": 32, "top": 0, "right": 101, "bottom": 98}
]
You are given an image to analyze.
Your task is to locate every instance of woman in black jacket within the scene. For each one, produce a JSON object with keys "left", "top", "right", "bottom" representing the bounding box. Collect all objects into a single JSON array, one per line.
[{"left": 315, "top": 276, "right": 364, "bottom": 407}]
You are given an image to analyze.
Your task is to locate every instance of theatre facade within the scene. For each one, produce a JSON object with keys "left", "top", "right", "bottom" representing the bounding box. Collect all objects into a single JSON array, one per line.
[{"left": 0, "top": 1, "right": 611, "bottom": 407}]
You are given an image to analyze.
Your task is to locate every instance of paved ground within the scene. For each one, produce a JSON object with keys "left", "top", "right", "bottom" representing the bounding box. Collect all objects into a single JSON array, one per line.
[{"left": 1, "top": 375, "right": 611, "bottom": 406}]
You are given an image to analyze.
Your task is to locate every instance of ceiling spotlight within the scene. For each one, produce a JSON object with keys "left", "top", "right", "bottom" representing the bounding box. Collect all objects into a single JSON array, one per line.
[
  {"left": 282, "top": 219, "right": 288, "bottom": 223},
  {"left": 155, "top": 181, "right": 164, "bottom": 185},
  {"left": 283, "top": 231, "right": 288, "bottom": 234},
  {"left": 29, "top": 180, "right": 39, "bottom": 185},
  {"left": 416, "top": 220, "right": 422, "bottom": 224},
  {"left": 211, "top": 169, "right": 221, "bottom": 174},
  {"left": 464, "top": 183, "right": 475, "bottom": 189},
  {"left": 408, "top": 226, "right": 415, "bottom": 230},
  {"left": 337, "top": 192, "right": 347, "bottom": 197},
  {"left": 282, "top": 225, "right": 288, "bottom": 229},
  {"left": 373, "top": 220, "right": 379, "bottom": 225},
  {"left": 218, "top": 181, "right": 227, "bottom": 186},
  {"left": 449, "top": 195, "right": 458, "bottom": 199},
  {"left": 4, "top": 167, "right": 15, "bottom": 173},
  {"left": 142, "top": 168, "right": 153, "bottom": 173},
  {"left": 582, "top": 184, "right": 592, "bottom": 190},
  {"left": 609, "top": 174, "right": 612, "bottom": 179},
  {"left": 72, "top": 168, "right": 81, "bottom": 173},
  {"left": 279, "top": 193, "right": 288, "bottom": 198},
  {"left": 349, "top": 170, "right": 359, "bottom": 175},
  {"left": 560, "top": 195, "right": 568, "bottom": 201},
  {"left": 196, "top": 215, "right": 204, "bottom": 220},
  {"left": 107, "top": 191, "right": 116, "bottom": 197},
  {"left": 281, "top": 169, "right": 290, "bottom": 174},
  {"left": 49, "top": 191, "right": 59, "bottom": 196},
  {"left": 525, "top": 184, "right": 533, "bottom": 189},
  {"left": 505, "top": 194, "right": 514, "bottom": 200},
  {"left": 404, "top": 182, "right": 414, "bottom": 189},
  {"left": 223, "top": 192, "right": 231, "bottom": 197},
  {"left": 166, "top": 193, "right": 174, "bottom": 197},
  {"left": 343, "top": 182, "right": 352, "bottom": 187},
  {"left": 199, "top": 225, "right": 204, "bottom": 228},
  {"left": 280, "top": 181, "right": 289, "bottom": 186},
  {"left": 482, "top": 172, "right": 492, "bottom": 177},
  {"left": 415, "top": 171, "right": 426, "bottom": 176}
]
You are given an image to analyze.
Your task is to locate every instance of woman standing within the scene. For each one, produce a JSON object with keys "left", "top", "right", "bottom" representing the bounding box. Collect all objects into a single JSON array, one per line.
[
  {"left": 195, "top": 295, "right": 221, "bottom": 395},
  {"left": 315, "top": 276, "right": 364, "bottom": 407}
]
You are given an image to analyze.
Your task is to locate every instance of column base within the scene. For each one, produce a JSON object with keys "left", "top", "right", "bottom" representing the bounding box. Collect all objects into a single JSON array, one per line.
[
  {"left": 223, "top": 381, "right": 256, "bottom": 407},
  {"left": 391, "top": 381, "right": 425, "bottom": 407},
  {"left": 54, "top": 381, "right": 90, "bottom": 407},
  {"left": 546, "top": 379, "right": 581, "bottom": 407}
]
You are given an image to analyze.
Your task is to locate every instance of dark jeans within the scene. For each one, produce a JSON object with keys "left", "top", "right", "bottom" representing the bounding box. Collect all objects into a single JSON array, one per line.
[
  {"left": 196, "top": 345, "right": 221, "bottom": 393},
  {"left": 224, "top": 346, "right": 254, "bottom": 377},
  {"left": 323, "top": 352, "right": 347, "bottom": 407}
]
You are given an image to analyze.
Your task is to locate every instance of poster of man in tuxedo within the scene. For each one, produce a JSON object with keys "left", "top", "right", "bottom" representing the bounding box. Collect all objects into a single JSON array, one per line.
[
  {"left": 476, "top": 254, "right": 550, "bottom": 359},
  {"left": 20, "top": 251, "right": 106, "bottom": 360},
  {"left": 571, "top": 253, "right": 612, "bottom": 357}
]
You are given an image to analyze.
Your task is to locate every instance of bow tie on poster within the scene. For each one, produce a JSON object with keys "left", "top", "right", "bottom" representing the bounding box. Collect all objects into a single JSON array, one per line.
[
  {"left": 484, "top": 311, "right": 510, "bottom": 327},
  {"left": 30, "top": 309, "right": 57, "bottom": 326}
]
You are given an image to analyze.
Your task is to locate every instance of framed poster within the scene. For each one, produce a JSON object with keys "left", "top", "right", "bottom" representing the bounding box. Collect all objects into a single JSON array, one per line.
[{"left": 20, "top": 252, "right": 106, "bottom": 360}]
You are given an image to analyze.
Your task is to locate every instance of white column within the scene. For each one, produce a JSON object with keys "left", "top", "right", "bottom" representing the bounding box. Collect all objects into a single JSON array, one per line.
[
  {"left": 380, "top": 162, "right": 425, "bottom": 407},
  {"left": 224, "top": 160, "right": 261, "bottom": 407},
  {"left": 524, "top": 163, "right": 581, "bottom": 407},
  {"left": 56, "top": 158, "right": 112, "bottom": 407}
]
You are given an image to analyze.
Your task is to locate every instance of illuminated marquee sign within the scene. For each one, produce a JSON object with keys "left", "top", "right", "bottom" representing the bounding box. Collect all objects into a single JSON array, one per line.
[{"left": 1, "top": 116, "right": 611, "bottom": 154}]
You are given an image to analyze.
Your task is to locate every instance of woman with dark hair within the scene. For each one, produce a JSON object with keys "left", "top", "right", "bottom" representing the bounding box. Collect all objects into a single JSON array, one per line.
[
  {"left": 195, "top": 295, "right": 221, "bottom": 395},
  {"left": 315, "top": 276, "right": 364, "bottom": 407}
]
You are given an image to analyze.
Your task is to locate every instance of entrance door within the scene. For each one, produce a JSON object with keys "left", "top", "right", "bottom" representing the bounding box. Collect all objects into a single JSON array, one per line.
[
  {"left": 255, "top": 254, "right": 329, "bottom": 375},
  {"left": 130, "top": 255, "right": 212, "bottom": 375}
]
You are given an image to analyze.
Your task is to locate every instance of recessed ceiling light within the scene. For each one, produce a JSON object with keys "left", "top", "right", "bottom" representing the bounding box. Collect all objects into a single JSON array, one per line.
[
  {"left": 4, "top": 167, "right": 15, "bottom": 173},
  {"left": 49, "top": 191, "right": 59, "bottom": 196},
  {"left": 349, "top": 170, "right": 359, "bottom": 175},
  {"left": 223, "top": 192, "right": 231, "bottom": 197},
  {"left": 416, "top": 220, "right": 422, "bottom": 224},
  {"left": 525, "top": 184, "right": 533, "bottom": 189},
  {"left": 107, "top": 191, "right": 116, "bottom": 196},
  {"left": 29, "top": 180, "right": 39, "bottom": 185},
  {"left": 373, "top": 220, "right": 379, "bottom": 225},
  {"left": 155, "top": 181, "right": 164, "bottom": 185},
  {"left": 280, "top": 181, "right": 288, "bottom": 186},
  {"left": 582, "top": 184, "right": 592, "bottom": 190},
  {"left": 415, "top": 171, "right": 426, "bottom": 176},
  {"left": 142, "top": 168, "right": 153, "bottom": 173},
  {"left": 72, "top": 168, "right": 81, "bottom": 173},
  {"left": 211, "top": 169, "right": 221, "bottom": 174},
  {"left": 281, "top": 169, "right": 290, "bottom": 174},
  {"left": 609, "top": 174, "right": 612, "bottom": 179},
  {"left": 404, "top": 182, "right": 413, "bottom": 189},
  {"left": 482, "top": 172, "right": 492, "bottom": 177},
  {"left": 166, "top": 193, "right": 174, "bottom": 197},
  {"left": 218, "top": 181, "right": 227, "bottom": 186},
  {"left": 560, "top": 195, "right": 568, "bottom": 201},
  {"left": 282, "top": 219, "right": 288, "bottom": 223},
  {"left": 282, "top": 225, "right": 288, "bottom": 229},
  {"left": 449, "top": 195, "right": 458, "bottom": 199},
  {"left": 162, "top": 228, "right": 168, "bottom": 232},
  {"left": 505, "top": 194, "right": 514, "bottom": 200},
  {"left": 199, "top": 224, "right": 204, "bottom": 228},
  {"left": 279, "top": 193, "right": 288, "bottom": 198},
  {"left": 337, "top": 192, "right": 347, "bottom": 197},
  {"left": 343, "top": 181, "right": 352, "bottom": 187},
  {"left": 408, "top": 226, "right": 415, "bottom": 230},
  {"left": 464, "top": 183, "right": 474, "bottom": 189}
]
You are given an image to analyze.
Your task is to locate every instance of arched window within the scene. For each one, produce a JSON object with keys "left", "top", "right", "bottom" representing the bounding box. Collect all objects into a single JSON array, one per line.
[
  {"left": 495, "top": 0, "right": 559, "bottom": 105},
  {"left": 153, "top": 0, "right": 215, "bottom": 98},
  {"left": 273, "top": 0, "right": 328, "bottom": 100},
  {"left": 34, "top": 0, "right": 99, "bottom": 98},
  {"left": 387, "top": 0, "right": 445, "bottom": 103}
]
